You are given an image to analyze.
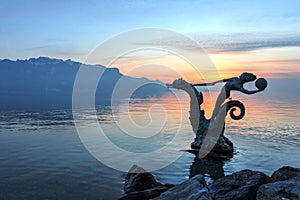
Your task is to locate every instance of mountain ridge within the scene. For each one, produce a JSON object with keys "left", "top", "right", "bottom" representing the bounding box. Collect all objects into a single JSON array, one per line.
[{"left": 0, "top": 57, "right": 169, "bottom": 110}]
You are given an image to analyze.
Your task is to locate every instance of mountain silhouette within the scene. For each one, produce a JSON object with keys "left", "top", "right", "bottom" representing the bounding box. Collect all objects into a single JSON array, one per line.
[{"left": 0, "top": 57, "right": 169, "bottom": 110}]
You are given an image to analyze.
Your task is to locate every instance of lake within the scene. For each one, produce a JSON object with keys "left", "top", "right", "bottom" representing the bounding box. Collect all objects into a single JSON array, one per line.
[{"left": 0, "top": 78, "right": 299, "bottom": 199}]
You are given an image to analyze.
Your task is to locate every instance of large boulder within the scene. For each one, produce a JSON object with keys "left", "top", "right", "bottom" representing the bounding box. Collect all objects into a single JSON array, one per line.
[
  {"left": 154, "top": 175, "right": 210, "bottom": 200},
  {"left": 257, "top": 166, "right": 300, "bottom": 200},
  {"left": 124, "top": 165, "right": 162, "bottom": 194},
  {"left": 257, "top": 175, "right": 300, "bottom": 200},
  {"left": 120, "top": 165, "right": 174, "bottom": 200},
  {"left": 208, "top": 169, "right": 271, "bottom": 200}
]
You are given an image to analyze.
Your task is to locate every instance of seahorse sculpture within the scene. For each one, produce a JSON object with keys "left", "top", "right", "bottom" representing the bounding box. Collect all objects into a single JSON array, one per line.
[{"left": 167, "top": 72, "right": 267, "bottom": 159}]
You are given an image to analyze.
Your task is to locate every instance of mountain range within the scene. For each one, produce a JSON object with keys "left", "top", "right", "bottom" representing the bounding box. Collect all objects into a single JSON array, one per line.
[{"left": 0, "top": 57, "right": 169, "bottom": 110}]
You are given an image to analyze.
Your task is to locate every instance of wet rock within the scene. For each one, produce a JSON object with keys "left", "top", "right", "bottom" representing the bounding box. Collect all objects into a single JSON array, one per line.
[
  {"left": 154, "top": 175, "right": 210, "bottom": 200},
  {"left": 257, "top": 175, "right": 300, "bottom": 200},
  {"left": 271, "top": 166, "right": 300, "bottom": 181},
  {"left": 124, "top": 165, "right": 162, "bottom": 194},
  {"left": 208, "top": 169, "right": 271, "bottom": 200}
]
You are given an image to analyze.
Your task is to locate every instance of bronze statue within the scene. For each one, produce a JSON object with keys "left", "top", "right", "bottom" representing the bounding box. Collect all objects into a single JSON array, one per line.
[
  {"left": 167, "top": 72, "right": 267, "bottom": 159},
  {"left": 193, "top": 72, "right": 267, "bottom": 120}
]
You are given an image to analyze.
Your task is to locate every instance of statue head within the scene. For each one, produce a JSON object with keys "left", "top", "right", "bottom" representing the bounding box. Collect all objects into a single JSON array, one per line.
[{"left": 239, "top": 72, "right": 256, "bottom": 83}]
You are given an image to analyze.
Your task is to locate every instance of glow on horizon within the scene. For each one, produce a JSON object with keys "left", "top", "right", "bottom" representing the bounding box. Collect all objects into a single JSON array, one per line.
[{"left": 105, "top": 45, "right": 300, "bottom": 83}]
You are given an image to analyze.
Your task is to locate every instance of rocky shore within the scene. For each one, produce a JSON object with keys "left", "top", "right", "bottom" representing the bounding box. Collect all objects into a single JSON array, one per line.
[{"left": 119, "top": 165, "right": 300, "bottom": 200}]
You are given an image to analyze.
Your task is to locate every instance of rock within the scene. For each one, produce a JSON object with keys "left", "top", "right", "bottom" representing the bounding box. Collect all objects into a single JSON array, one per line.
[
  {"left": 210, "top": 135, "right": 233, "bottom": 154},
  {"left": 124, "top": 165, "right": 162, "bottom": 194},
  {"left": 120, "top": 165, "right": 174, "bottom": 200},
  {"left": 190, "top": 134, "right": 234, "bottom": 160},
  {"left": 208, "top": 169, "right": 271, "bottom": 200},
  {"left": 257, "top": 166, "right": 300, "bottom": 200},
  {"left": 257, "top": 175, "right": 300, "bottom": 200},
  {"left": 119, "top": 184, "right": 174, "bottom": 200},
  {"left": 209, "top": 135, "right": 234, "bottom": 159},
  {"left": 271, "top": 166, "right": 300, "bottom": 181},
  {"left": 154, "top": 175, "right": 210, "bottom": 200}
]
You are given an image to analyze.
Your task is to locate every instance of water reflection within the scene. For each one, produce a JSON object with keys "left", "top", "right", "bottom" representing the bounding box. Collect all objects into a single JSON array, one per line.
[{"left": 189, "top": 156, "right": 225, "bottom": 181}]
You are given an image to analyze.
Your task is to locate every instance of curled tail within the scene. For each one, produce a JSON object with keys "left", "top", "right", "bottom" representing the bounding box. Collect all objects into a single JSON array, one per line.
[{"left": 223, "top": 100, "right": 245, "bottom": 120}]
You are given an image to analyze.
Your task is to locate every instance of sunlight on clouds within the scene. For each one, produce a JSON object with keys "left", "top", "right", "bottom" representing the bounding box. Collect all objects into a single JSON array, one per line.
[{"left": 209, "top": 47, "right": 300, "bottom": 79}]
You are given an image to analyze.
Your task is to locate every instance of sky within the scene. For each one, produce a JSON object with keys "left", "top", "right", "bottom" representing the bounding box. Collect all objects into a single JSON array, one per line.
[{"left": 1, "top": 0, "right": 300, "bottom": 82}]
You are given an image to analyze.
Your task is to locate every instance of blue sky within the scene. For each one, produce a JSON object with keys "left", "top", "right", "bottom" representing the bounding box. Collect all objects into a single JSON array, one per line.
[{"left": 1, "top": 0, "right": 300, "bottom": 79}]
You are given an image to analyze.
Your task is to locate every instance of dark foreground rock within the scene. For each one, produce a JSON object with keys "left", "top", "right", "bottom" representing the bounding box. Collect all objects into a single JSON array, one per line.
[
  {"left": 257, "top": 166, "right": 300, "bottom": 200},
  {"left": 120, "top": 165, "right": 174, "bottom": 200},
  {"left": 257, "top": 175, "right": 300, "bottom": 200},
  {"left": 154, "top": 175, "right": 209, "bottom": 200},
  {"left": 207, "top": 169, "right": 271, "bottom": 200},
  {"left": 120, "top": 184, "right": 174, "bottom": 200},
  {"left": 124, "top": 165, "right": 162, "bottom": 194},
  {"left": 120, "top": 166, "right": 300, "bottom": 200}
]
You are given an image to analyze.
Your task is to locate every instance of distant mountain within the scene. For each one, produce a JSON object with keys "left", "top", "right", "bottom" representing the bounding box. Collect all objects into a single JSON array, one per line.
[{"left": 0, "top": 57, "right": 169, "bottom": 110}]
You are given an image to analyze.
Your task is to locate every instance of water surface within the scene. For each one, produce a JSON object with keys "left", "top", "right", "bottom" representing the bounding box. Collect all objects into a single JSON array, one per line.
[{"left": 0, "top": 79, "right": 299, "bottom": 199}]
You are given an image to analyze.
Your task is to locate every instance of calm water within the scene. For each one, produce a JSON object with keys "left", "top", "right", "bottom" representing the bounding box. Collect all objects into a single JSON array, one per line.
[{"left": 0, "top": 79, "right": 299, "bottom": 199}]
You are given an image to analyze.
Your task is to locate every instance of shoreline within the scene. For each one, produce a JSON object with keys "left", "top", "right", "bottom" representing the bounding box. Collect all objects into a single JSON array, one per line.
[{"left": 120, "top": 164, "right": 300, "bottom": 200}]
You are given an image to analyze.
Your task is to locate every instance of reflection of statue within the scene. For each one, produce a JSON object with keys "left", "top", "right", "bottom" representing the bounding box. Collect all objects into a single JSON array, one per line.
[
  {"left": 167, "top": 72, "right": 267, "bottom": 159},
  {"left": 190, "top": 157, "right": 224, "bottom": 181}
]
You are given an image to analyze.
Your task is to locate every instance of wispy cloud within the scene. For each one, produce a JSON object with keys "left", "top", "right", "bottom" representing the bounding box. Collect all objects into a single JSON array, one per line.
[
  {"left": 199, "top": 34, "right": 300, "bottom": 53},
  {"left": 132, "top": 32, "right": 300, "bottom": 54}
]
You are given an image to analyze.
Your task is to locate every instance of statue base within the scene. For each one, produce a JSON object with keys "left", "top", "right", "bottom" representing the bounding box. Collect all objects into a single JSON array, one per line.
[{"left": 188, "top": 134, "right": 234, "bottom": 160}]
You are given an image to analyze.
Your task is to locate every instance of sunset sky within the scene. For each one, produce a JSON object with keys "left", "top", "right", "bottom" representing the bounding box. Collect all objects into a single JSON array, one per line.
[{"left": 1, "top": 0, "right": 300, "bottom": 82}]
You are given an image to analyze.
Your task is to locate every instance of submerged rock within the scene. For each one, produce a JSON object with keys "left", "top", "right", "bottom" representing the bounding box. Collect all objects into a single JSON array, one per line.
[
  {"left": 154, "top": 175, "right": 209, "bottom": 200},
  {"left": 208, "top": 169, "right": 271, "bottom": 200}
]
